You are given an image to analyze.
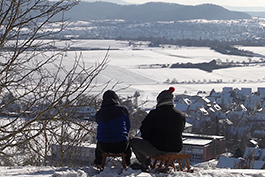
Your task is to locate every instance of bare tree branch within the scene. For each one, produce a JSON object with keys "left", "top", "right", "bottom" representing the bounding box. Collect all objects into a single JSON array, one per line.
[{"left": 0, "top": 0, "right": 112, "bottom": 166}]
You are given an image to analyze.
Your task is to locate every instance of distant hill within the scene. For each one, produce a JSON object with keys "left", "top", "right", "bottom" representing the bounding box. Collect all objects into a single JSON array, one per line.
[
  {"left": 64, "top": 2, "right": 251, "bottom": 22},
  {"left": 246, "top": 11, "right": 265, "bottom": 18}
]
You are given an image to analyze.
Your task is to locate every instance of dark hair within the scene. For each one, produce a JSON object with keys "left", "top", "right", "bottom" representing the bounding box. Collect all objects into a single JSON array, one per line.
[{"left": 103, "top": 90, "right": 119, "bottom": 100}]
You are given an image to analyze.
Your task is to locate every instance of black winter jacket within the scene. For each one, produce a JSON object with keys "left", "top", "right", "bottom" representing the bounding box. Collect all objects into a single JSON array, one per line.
[{"left": 140, "top": 105, "right": 185, "bottom": 152}]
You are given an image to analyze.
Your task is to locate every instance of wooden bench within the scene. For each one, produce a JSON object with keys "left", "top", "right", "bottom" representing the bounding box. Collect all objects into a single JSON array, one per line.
[
  {"left": 150, "top": 153, "right": 191, "bottom": 172},
  {"left": 101, "top": 153, "right": 127, "bottom": 169}
]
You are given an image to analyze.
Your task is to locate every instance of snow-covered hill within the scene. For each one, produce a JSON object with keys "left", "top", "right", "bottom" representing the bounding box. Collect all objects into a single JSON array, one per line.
[
  {"left": 2, "top": 39, "right": 265, "bottom": 176},
  {"left": 56, "top": 39, "right": 265, "bottom": 108}
]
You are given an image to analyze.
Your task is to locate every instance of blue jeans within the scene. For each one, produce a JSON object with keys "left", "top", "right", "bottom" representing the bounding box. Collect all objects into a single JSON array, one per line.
[{"left": 130, "top": 137, "right": 167, "bottom": 165}]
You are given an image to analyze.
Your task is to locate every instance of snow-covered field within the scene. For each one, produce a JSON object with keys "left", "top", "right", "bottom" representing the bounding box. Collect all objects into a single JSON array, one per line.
[
  {"left": 2, "top": 39, "right": 265, "bottom": 176},
  {"left": 59, "top": 40, "right": 265, "bottom": 108}
]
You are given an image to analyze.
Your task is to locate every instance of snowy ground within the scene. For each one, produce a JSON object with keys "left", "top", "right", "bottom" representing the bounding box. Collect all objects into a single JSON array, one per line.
[
  {"left": 1, "top": 40, "right": 265, "bottom": 176},
  {"left": 1, "top": 159, "right": 265, "bottom": 177}
]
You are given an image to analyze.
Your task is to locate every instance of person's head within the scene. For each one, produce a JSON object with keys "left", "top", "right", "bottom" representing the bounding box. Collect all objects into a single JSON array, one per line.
[
  {"left": 103, "top": 90, "right": 119, "bottom": 102},
  {"left": 156, "top": 87, "right": 175, "bottom": 107}
]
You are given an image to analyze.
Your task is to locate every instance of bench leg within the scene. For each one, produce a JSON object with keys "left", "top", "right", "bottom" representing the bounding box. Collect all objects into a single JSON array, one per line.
[
  {"left": 177, "top": 159, "right": 183, "bottom": 171},
  {"left": 159, "top": 159, "right": 165, "bottom": 168},
  {"left": 164, "top": 156, "right": 172, "bottom": 169},
  {"left": 151, "top": 154, "right": 191, "bottom": 172},
  {"left": 152, "top": 159, "right": 158, "bottom": 169},
  {"left": 169, "top": 158, "right": 177, "bottom": 171},
  {"left": 101, "top": 153, "right": 127, "bottom": 169},
  {"left": 121, "top": 154, "right": 127, "bottom": 168},
  {"left": 185, "top": 157, "right": 191, "bottom": 171}
]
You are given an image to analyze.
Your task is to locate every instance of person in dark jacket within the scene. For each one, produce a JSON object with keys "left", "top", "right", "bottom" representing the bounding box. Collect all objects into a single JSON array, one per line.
[
  {"left": 94, "top": 90, "right": 131, "bottom": 167},
  {"left": 130, "top": 87, "right": 185, "bottom": 170}
]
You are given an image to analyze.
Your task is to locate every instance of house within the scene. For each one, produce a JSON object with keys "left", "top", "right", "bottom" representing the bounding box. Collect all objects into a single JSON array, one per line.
[
  {"left": 217, "top": 156, "right": 242, "bottom": 169},
  {"left": 198, "top": 107, "right": 209, "bottom": 116},
  {"left": 217, "top": 146, "right": 265, "bottom": 169},
  {"left": 247, "top": 113, "right": 265, "bottom": 128},
  {"left": 237, "top": 88, "right": 252, "bottom": 97},
  {"left": 215, "top": 93, "right": 233, "bottom": 109},
  {"left": 244, "top": 95, "right": 262, "bottom": 111},
  {"left": 223, "top": 87, "right": 233, "bottom": 93},
  {"left": 252, "top": 130, "right": 265, "bottom": 139},
  {"left": 182, "top": 133, "right": 226, "bottom": 164},
  {"left": 188, "top": 102, "right": 205, "bottom": 114},
  {"left": 175, "top": 98, "right": 190, "bottom": 112},
  {"left": 197, "top": 97, "right": 211, "bottom": 106},
  {"left": 184, "top": 122, "right": 193, "bottom": 133},
  {"left": 243, "top": 147, "right": 265, "bottom": 169},
  {"left": 182, "top": 138, "right": 213, "bottom": 163},
  {"left": 207, "top": 103, "right": 222, "bottom": 117},
  {"left": 218, "top": 118, "right": 234, "bottom": 136},
  {"left": 229, "top": 104, "right": 247, "bottom": 118},
  {"left": 258, "top": 87, "right": 265, "bottom": 97},
  {"left": 209, "top": 89, "right": 233, "bottom": 109}
]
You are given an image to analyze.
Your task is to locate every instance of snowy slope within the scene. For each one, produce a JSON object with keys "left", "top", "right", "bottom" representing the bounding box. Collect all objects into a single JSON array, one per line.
[
  {"left": 58, "top": 40, "right": 265, "bottom": 108},
  {"left": 1, "top": 159, "right": 265, "bottom": 176},
  {"left": 1, "top": 40, "right": 265, "bottom": 176}
]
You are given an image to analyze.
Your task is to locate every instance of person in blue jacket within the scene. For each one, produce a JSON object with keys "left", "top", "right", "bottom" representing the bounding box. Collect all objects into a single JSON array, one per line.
[{"left": 94, "top": 90, "right": 131, "bottom": 167}]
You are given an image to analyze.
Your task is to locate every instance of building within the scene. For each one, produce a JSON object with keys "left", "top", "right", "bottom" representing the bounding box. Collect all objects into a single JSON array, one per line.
[
  {"left": 184, "top": 122, "right": 193, "bottom": 133},
  {"left": 258, "top": 87, "right": 265, "bottom": 97},
  {"left": 243, "top": 147, "right": 265, "bottom": 169},
  {"left": 217, "top": 147, "right": 265, "bottom": 169},
  {"left": 182, "top": 133, "right": 226, "bottom": 164},
  {"left": 51, "top": 133, "right": 225, "bottom": 166}
]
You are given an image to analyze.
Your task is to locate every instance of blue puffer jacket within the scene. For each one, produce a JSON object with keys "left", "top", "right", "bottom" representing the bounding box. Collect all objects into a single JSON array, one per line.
[{"left": 96, "top": 98, "right": 130, "bottom": 142}]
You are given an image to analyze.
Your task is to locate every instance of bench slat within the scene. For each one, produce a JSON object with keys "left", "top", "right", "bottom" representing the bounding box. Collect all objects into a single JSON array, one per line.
[
  {"left": 150, "top": 153, "right": 191, "bottom": 171},
  {"left": 101, "top": 153, "right": 127, "bottom": 169}
]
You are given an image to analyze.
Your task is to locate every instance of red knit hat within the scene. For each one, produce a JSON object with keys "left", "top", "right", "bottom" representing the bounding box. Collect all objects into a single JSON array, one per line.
[{"left": 156, "top": 87, "right": 175, "bottom": 105}]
